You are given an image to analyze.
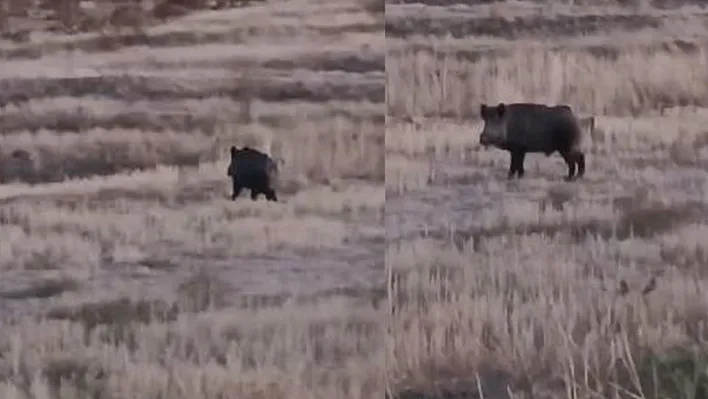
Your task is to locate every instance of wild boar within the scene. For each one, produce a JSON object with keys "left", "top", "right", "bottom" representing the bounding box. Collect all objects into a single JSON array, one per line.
[
  {"left": 479, "top": 102, "right": 586, "bottom": 180},
  {"left": 227, "top": 146, "right": 279, "bottom": 201}
]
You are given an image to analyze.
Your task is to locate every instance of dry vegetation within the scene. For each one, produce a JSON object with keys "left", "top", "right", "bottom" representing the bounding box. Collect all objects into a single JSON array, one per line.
[
  {"left": 0, "top": 0, "right": 384, "bottom": 398},
  {"left": 386, "top": 0, "right": 708, "bottom": 398}
]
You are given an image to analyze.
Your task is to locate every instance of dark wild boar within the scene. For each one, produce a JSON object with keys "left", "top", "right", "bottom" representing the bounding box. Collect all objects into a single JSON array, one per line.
[
  {"left": 479, "top": 102, "right": 586, "bottom": 181},
  {"left": 227, "top": 146, "right": 279, "bottom": 201}
]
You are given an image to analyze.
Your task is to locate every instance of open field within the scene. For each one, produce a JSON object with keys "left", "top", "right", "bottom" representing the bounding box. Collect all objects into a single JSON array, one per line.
[
  {"left": 386, "top": 1, "right": 708, "bottom": 398},
  {"left": 0, "top": 0, "right": 384, "bottom": 398}
]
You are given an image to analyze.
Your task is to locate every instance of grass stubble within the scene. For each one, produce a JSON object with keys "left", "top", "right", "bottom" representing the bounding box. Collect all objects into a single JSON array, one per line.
[
  {"left": 386, "top": 1, "right": 708, "bottom": 398},
  {"left": 0, "top": 0, "right": 384, "bottom": 398}
]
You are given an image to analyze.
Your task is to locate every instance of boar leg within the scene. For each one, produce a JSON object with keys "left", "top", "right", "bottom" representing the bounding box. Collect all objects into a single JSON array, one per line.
[
  {"left": 508, "top": 151, "right": 526, "bottom": 179},
  {"left": 560, "top": 151, "right": 577, "bottom": 181},
  {"left": 575, "top": 152, "right": 586, "bottom": 178},
  {"left": 264, "top": 188, "right": 278, "bottom": 202},
  {"left": 231, "top": 179, "right": 243, "bottom": 200}
]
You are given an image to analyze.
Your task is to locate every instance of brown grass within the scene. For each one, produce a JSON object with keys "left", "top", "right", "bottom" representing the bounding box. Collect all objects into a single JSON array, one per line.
[
  {"left": 386, "top": 1, "right": 708, "bottom": 398},
  {"left": 0, "top": 0, "right": 383, "bottom": 398}
]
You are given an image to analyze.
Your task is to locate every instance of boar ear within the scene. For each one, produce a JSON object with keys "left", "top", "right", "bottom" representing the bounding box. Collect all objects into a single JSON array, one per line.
[
  {"left": 480, "top": 104, "right": 487, "bottom": 118},
  {"left": 497, "top": 103, "right": 506, "bottom": 117}
]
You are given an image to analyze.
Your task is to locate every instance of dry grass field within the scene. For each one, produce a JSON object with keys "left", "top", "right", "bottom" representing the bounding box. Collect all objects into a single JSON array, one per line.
[
  {"left": 0, "top": 1, "right": 384, "bottom": 398},
  {"left": 386, "top": 1, "right": 708, "bottom": 398}
]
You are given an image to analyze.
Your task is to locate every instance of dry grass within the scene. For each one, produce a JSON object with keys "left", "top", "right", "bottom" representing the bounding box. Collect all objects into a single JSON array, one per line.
[
  {"left": 386, "top": 1, "right": 708, "bottom": 398},
  {"left": 0, "top": 0, "right": 383, "bottom": 398}
]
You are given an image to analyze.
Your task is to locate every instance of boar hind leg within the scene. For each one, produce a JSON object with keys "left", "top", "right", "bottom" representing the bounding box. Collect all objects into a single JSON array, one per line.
[
  {"left": 575, "top": 152, "right": 586, "bottom": 178},
  {"left": 560, "top": 150, "right": 579, "bottom": 181},
  {"left": 231, "top": 179, "right": 243, "bottom": 200},
  {"left": 508, "top": 151, "right": 526, "bottom": 179},
  {"left": 264, "top": 187, "right": 278, "bottom": 202}
]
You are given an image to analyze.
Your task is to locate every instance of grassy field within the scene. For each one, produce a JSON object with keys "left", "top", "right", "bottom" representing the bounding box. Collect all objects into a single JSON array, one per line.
[
  {"left": 386, "top": 1, "right": 708, "bottom": 398},
  {"left": 0, "top": 1, "right": 384, "bottom": 398}
]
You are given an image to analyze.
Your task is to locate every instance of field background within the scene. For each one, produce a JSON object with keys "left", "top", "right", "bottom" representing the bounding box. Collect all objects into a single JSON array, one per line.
[
  {"left": 0, "top": 0, "right": 384, "bottom": 398},
  {"left": 386, "top": 0, "right": 708, "bottom": 398}
]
